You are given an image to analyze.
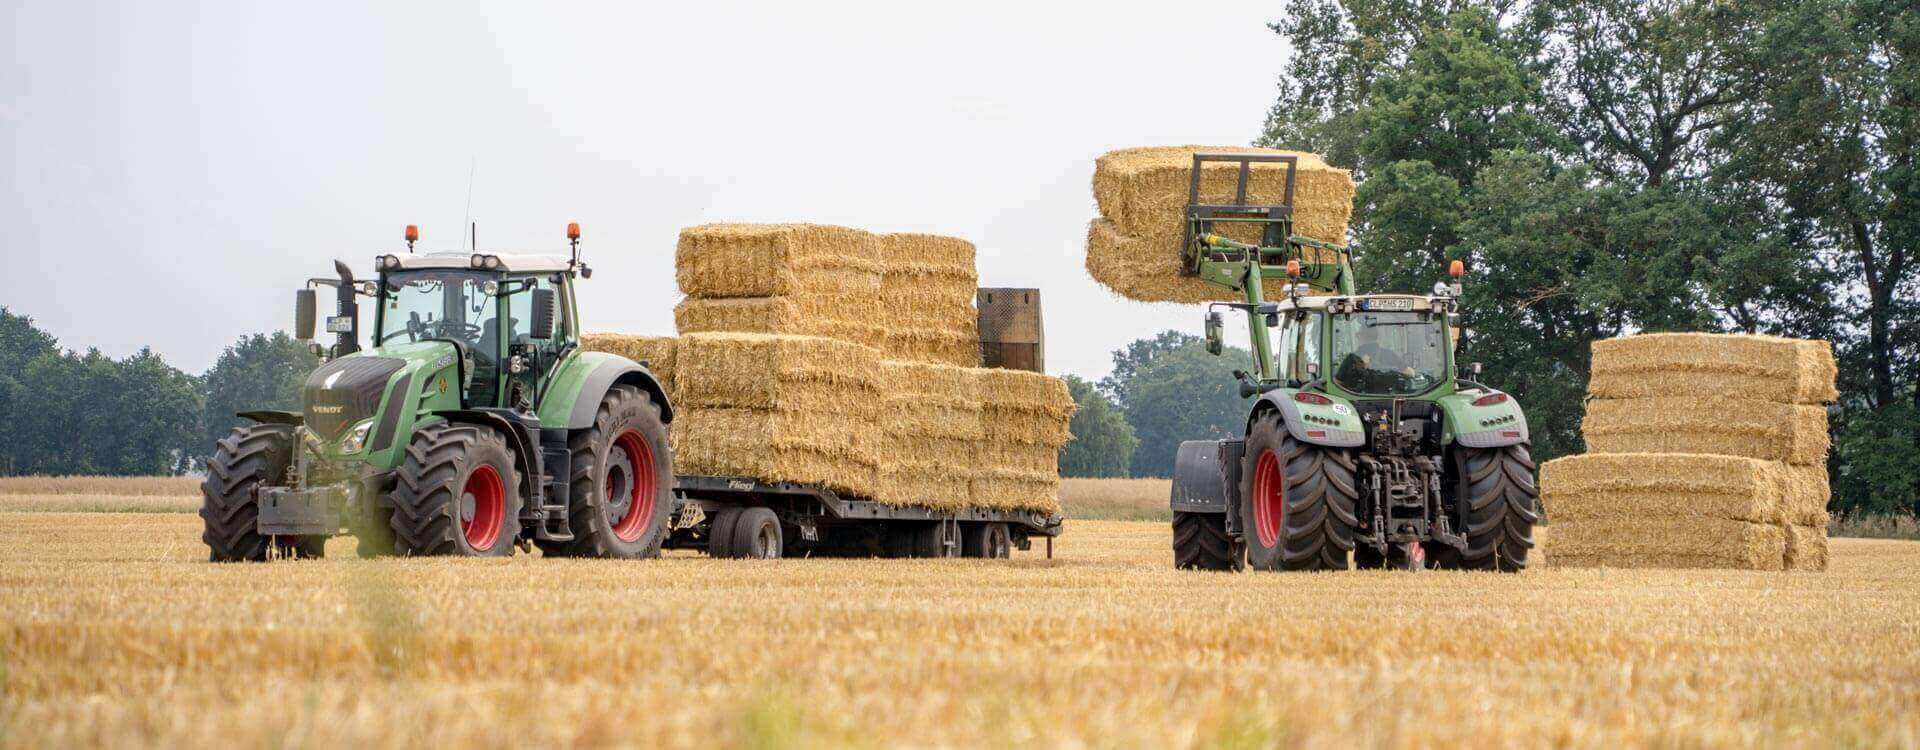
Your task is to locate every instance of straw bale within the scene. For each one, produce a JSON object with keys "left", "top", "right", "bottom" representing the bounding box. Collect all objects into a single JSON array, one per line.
[
  {"left": 1543, "top": 518, "right": 1785, "bottom": 570},
  {"left": 1782, "top": 524, "right": 1829, "bottom": 571},
  {"left": 874, "top": 463, "right": 973, "bottom": 511},
  {"left": 975, "top": 368, "right": 1074, "bottom": 413},
  {"left": 580, "top": 334, "right": 677, "bottom": 395},
  {"left": 978, "top": 441, "right": 1060, "bottom": 474},
  {"left": 670, "top": 408, "right": 876, "bottom": 498},
  {"left": 1588, "top": 334, "right": 1838, "bottom": 404},
  {"left": 1541, "top": 453, "right": 1787, "bottom": 523},
  {"left": 674, "top": 296, "right": 887, "bottom": 349},
  {"left": 882, "top": 326, "right": 979, "bottom": 368},
  {"left": 1092, "top": 146, "right": 1354, "bottom": 242},
  {"left": 878, "top": 233, "right": 978, "bottom": 283},
  {"left": 676, "top": 223, "right": 883, "bottom": 298},
  {"left": 969, "top": 468, "right": 1061, "bottom": 514},
  {"left": 675, "top": 332, "right": 879, "bottom": 408},
  {"left": 1581, "top": 397, "right": 1830, "bottom": 465},
  {"left": 1086, "top": 219, "right": 1295, "bottom": 304},
  {"left": 1781, "top": 463, "right": 1831, "bottom": 528},
  {"left": 878, "top": 361, "right": 983, "bottom": 441}
]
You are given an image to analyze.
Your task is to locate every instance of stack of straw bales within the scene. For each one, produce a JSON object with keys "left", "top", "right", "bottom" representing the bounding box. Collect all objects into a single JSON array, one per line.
[
  {"left": 584, "top": 223, "right": 1074, "bottom": 516},
  {"left": 1542, "top": 334, "right": 1837, "bottom": 570},
  {"left": 1085, "top": 146, "right": 1355, "bottom": 304},
  {"left": 669, "top": 333, "right": 880, "bottom": 497},
  {"left": 971, "top": 368, "right": 1075, "bottom": 513}
]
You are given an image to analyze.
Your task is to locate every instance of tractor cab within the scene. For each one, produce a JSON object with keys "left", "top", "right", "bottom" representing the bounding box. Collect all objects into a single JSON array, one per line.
[
  {"left": 1266, "top": 292, "right": 1459, "bottom": 399},
  {"left": 366, "top": 251, "right": 576, "bottom": 411}
]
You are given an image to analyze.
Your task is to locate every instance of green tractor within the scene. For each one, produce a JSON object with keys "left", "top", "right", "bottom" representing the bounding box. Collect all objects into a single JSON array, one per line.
[
  {"left": 200, "top": 223, "right": 675, "bottom": 560},
  {"left": 1168, "top": 154, "right": 1538, "bottom": 572}
]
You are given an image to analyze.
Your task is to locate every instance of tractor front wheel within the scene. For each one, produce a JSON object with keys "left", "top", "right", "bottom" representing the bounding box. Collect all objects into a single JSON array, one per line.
[
  {"left": 536, "top": 385, "right": 674, "bottom": 559},
  {"left": 1239, "top": 411, "right": 1358, "bottom": 571},
  {"left": 200, "top": 423, "right": 325, "bottom": 561},
  {"left": 1429, "top": 444, "right": 1539, "bottom": 572},
  {"left": 390, "top": 422, "right": 522, "bottom": 557}
]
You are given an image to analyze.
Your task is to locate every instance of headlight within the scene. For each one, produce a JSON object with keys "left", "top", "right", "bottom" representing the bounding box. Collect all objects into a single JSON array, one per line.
[
  {"left": 378, "top": 254, "right": 401, "bottom": 271},
  {"left": 340, "top": 419, "right": 376, "bottom": 453}
]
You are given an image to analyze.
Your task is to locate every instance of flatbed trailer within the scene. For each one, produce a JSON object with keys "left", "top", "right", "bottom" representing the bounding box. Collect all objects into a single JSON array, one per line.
[{"left": 665, "top": 474, "right": 1062, "bottom": 559}]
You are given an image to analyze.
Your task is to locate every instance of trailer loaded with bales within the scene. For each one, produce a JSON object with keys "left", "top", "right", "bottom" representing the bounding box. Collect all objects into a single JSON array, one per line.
[{"left": 200, "top": 224, "right": 1068, "bottom": 562}]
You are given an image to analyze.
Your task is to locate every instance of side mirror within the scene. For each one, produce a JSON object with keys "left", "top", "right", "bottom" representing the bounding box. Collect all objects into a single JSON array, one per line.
[
  {"left": 1204, "top": 312, "right": 1224, "bottom": 355},
  {"left": 530, "top": 288, "right": 556, "bottom": 340},
  {"left": 295, "top": 289, "right": 317, "bottom": 340}
]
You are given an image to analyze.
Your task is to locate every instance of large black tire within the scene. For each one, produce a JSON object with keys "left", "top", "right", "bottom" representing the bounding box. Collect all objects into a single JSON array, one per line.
[
  {"left": 906, "top": 521, "right": 963, "bottom": 558},
  {"left": 390, "top": 422, "right": 522, "bottom": 557},
  {"left": 1172, "top": 512, "right": 1242, "bottom": 571},
  {"left": 728, "top": 507, "right": 784, "bottom": 559},
  {"left": 963, "top": 522, "right": 1013, "bottom": 559},
  {"left": 200, "top": 424, "right": 325, "bottom": 561},
  {"left": 1239, "top": 411, "right": 1358, "bottom": 571},
  {"left": 536, "top": 386, "right": 674, "bottom": 559},
  {"left": 707, "top": 507, "right": 743, "bottom": 558},
  {"left": 1429, "top": 444, "right": 1539, "bottom": 572}
]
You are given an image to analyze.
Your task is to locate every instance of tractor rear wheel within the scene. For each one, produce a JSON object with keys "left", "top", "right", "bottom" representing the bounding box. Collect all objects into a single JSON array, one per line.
[
  {"left": 1239, "top": 411, "right": 1358, "bottom": 571},
  {"left": 200, "top": 423, "right": 325, "bottom": 561},
  {"left": 1429, "top": 444, "right": 1538, "bottom": 572},
  {"left": 1172, "top": 512, "right": 1242, "bottom": 571},
  {"left": 390, "top": 422, "right": 522, "bottom": 557},
  {"left": 537, "top": 385, "right": 674, "bottom": 559}
]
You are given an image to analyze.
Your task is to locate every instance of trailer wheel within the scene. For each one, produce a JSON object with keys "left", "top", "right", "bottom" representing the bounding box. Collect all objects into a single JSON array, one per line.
[
  {"left": 706, "top": 507, "right": 743, "bottom": 558},
  {"left": 1430, "top": 444, "right": 1538, "bottom": 572},
  {"left": 200, "top": 423, "right": 325, "bottom": 561},
  {"left": 390, "top": 422, "right": 522, "bottom": 557},
  {"left": 537, "top": 385, "right": 673, "bottom": 559},
  {"left": 729, "top": 507, "right": 783, "bottom": 559},
  {"left": 909, "top": 521, "right": 963, "bottom": 558},
  {"left": 1172, "top": 512, "right": 1242, "bottom": 571},
  {"left": 963, "top": 522, "right": 1012, "bottom": 559},
  {"left": 1240, "top": 411, "right": 1358, "bottom": 571}
]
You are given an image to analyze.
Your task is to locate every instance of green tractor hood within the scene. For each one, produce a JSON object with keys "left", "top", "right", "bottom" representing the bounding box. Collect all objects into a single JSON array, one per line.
[{"left": 298, "top": 341, "right": 464, "bottom": 469}]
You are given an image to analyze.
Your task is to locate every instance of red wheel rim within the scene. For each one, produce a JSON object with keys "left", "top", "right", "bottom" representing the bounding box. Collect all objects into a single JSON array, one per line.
[
  {"left": 609, "top": 430, "right": 656, "bottom": 543},
  {"left": 461, "top": 464, "right": 505, "bottom": 551},
  {"left": 1251, "top": 449, "right": 1284, "bottom": 548}
]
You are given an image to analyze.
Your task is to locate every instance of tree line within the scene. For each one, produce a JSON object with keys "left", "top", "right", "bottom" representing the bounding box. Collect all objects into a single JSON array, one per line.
[{"left": 0, "top": 307, "right": 314, "bottom": 476}]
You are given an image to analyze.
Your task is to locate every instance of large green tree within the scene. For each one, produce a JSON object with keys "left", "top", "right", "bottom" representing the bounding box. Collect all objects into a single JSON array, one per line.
[
  {"left": 1058, "top": 375, "right": 1138, "bottom": 478},
  {"left": 0, "top": 308, "right": 60, "bottom": 474},
  {"left": 1101, "top": 333, "right": 1252, "bottom": 478},
  {"left": 197, "top": 332, "right": 318, "bottom": 465}
]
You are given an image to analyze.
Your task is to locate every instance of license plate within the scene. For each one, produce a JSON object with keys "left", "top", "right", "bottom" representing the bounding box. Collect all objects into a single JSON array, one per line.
[
  {"left": 325, "top": 316, "right": 354, "bottom": 333},
  {"left": 1362, "top": 298, "right": 1416, "bottom": 311}
]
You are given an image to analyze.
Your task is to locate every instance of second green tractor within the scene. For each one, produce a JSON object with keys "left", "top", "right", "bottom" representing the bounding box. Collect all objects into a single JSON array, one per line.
[{"left": 1168, "top": 153, "right": 1539, "bottom": 572}]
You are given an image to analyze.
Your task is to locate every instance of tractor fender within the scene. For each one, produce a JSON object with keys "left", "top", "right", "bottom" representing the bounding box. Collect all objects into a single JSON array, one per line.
[
  {"left": 540, "top": 352, "right": 674, "bottom": 430},
  {"left": 237, "top": 409, "right": 303, "bottom": 426},
  {"left": 1251, "top": 389, "right": 1366, "bottom": 448},
  {"left": 1435, "top": 389, "right": 1530, "bottom": 448},
  {"left": 1170, "top": 439, "right": 1244, "bottom": 515}
]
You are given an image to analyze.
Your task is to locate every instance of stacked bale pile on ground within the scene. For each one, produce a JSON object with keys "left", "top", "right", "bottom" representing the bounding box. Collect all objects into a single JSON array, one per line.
[
  {"left": 971, "top": 368, "right": 1074, "bottom": 515},
  {"left": 1542, "top": 333, "right": 1836, "bottom": 570},
  {"left": 669, "top": 333, "right": 881, "bottom": 498},
  {"left": 1085, "top": 145, "right": 1355, "bottom": 303}
]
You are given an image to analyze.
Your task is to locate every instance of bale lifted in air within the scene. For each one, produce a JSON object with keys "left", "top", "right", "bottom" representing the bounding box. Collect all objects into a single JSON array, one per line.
[{"left": 1164, "top": 153, "right": 1539, "bottom": 572}]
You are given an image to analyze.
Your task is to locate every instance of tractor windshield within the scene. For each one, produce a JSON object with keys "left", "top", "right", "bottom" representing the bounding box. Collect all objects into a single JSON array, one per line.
[
  {"left": 376, "top": 270, "right": 501, "bottom": 346},
  {"left": 1330, "top": 310, "right": 1447, "bottom": 396}
]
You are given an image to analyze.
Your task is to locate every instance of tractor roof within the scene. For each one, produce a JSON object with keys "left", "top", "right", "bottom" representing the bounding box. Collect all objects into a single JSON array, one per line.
[{"left": 382, "top": 252, "right": 574, "bottom": 273}]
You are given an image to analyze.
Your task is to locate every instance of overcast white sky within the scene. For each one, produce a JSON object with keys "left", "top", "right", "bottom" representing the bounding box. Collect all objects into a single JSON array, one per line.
[{"left": 1, "top": 1, "right": 1288, "bottom": 381}]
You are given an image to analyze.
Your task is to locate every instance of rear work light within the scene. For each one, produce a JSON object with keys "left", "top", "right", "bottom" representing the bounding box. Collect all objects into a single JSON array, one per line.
[
  {"left": 1472, "top": 392, "right": 1509, "bottom": 406},
  {"left": 1294, "top": 392, "right": 1333, "bottom": 406}
]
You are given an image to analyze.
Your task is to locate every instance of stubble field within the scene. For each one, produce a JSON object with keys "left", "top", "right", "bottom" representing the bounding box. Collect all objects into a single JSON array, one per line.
[{"left": 2, "top": 479, "right": 1918, "bottom": 748}]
